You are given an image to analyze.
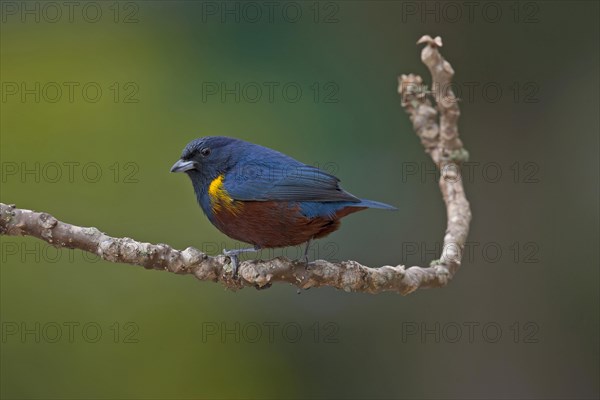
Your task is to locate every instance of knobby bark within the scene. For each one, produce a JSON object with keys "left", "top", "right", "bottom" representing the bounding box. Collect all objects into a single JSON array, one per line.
[{"left": 1, "top": 36, "right": 471, "bottom": 295}]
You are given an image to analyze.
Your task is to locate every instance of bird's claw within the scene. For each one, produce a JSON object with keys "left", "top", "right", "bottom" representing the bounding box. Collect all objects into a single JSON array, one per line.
[
  {"left": 222, "top": 246, "right": 260, "bottom": 278},
  {"left": 223, "top": 250, "right": 239, "bottom": 278},
  {"left": 303, "top": 255, "right": 310, "bottom": 269}
]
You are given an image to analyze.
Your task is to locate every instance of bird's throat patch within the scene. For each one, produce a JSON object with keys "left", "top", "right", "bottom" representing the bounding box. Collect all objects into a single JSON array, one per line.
[{"left": 208, "top": 175, "right": 240, "bottom": 214}]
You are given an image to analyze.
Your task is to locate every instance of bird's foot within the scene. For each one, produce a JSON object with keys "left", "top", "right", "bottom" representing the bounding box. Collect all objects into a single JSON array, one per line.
[
  {"left": 223, "top": 246, "right": 260, "bottom": 277},
  {"left": 223, "top": 251, "right": 240, "bottom": 277}
]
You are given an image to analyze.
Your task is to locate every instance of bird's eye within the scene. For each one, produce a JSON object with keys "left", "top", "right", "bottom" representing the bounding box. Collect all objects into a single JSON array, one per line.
[{"left": 200, "top": 147, "right": 211, "bottom": 157}]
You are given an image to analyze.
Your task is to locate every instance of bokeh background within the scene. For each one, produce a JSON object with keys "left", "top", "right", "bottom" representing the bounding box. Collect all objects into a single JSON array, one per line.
[{"left": 1, "top": 1, "right": 598, "bottom": 399}]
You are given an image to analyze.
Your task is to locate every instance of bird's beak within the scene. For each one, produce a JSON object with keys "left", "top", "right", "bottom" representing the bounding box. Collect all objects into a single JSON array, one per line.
[{"left": 170, "top": 159, "right": 196, "bottom": 173}]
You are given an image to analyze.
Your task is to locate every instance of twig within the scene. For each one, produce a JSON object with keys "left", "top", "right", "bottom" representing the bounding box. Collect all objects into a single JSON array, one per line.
[{"left": 1, "top": 35, "right": 471, "bottom": 295}]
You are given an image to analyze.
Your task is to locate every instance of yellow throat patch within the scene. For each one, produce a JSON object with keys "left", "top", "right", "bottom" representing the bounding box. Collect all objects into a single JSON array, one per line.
[{"left": 208, "top": 175, "right": 239, "bottom": 213}]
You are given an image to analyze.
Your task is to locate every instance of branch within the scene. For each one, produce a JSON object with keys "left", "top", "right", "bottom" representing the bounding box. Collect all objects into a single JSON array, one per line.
[{"left": 1, "top": 35, "right": 471, "bottom": 295}]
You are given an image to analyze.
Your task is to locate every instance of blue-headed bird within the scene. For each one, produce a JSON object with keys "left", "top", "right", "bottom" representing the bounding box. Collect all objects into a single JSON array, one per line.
[{"left": 170, "top": 136, "right": 396, "bottom": 275}]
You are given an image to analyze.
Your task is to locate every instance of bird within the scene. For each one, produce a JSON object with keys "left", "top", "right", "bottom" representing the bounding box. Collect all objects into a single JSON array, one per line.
[{"left": 170, "top": 136, "right": 396, "bottom": 276}]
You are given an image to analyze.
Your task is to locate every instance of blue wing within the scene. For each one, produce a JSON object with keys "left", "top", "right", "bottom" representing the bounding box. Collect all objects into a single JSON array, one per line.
[{"left": 223, "top": 147, "right": 360, "bottom": 203}]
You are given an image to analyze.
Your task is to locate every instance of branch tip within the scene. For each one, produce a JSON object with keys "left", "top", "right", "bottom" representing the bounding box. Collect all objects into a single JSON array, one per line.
[{"left": 417, "top": 35, "right": 443, "bottom": 47}]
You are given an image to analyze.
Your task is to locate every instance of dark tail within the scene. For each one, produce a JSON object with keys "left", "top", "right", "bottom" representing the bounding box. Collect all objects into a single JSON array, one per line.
[{"left": 355, "top": 198, "right": 398, "bottom": 211}]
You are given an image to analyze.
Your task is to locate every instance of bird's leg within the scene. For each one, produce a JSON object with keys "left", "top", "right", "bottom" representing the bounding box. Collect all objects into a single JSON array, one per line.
[
  {"left": 302, "top": 238, "right": 312, "bottom": 266},
  {"left": 223, "top": 245, "right": 260, "bottom": 277}
]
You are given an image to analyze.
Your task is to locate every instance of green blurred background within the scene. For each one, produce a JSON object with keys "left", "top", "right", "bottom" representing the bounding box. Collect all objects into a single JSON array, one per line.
[{"left": 1, "top": 1, "right": 598, "bottom": 399}]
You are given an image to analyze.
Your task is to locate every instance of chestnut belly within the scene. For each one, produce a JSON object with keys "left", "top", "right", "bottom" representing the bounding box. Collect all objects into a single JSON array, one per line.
[{"left": 210, "top": 200, "right": 364, "bottom": 248}]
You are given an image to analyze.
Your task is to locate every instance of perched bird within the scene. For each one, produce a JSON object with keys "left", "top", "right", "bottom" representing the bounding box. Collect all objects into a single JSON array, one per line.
[{"left": 170, "top": 136, "right": 396, "bottom": 275}]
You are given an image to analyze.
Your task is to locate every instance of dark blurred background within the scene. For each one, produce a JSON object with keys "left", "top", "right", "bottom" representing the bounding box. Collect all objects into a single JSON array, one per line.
[{"left": 1, "top": 1, "right": 598, "bottom": 399}]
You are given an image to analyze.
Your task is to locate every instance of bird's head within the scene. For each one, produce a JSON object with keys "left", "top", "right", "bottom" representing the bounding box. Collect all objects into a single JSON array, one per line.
[{"left": 170, "top": 136, "right": 242, "bottom": 187}]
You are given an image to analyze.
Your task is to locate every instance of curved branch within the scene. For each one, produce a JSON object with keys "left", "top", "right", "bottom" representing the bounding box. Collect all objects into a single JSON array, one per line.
[{"left": 1, "top": 35, "right": 471, "bottom": 295}]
